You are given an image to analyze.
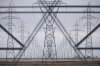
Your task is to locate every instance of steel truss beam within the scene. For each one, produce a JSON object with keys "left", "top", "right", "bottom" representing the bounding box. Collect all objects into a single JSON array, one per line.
[
  {"left": 0, "top": 11, "right": 100, "bottom": 14},
  {"left": 0, "top": 5, "right": 100, "bottom": 8},
  {"left": 0, "top": 5, "right": 100, "bottom": 14},
  {"left": 0, "top": 3, "right": 100, "bottom": 65}
]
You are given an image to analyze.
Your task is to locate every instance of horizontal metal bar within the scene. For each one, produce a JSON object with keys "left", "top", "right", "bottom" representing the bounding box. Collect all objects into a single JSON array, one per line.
[
  {"left": 0, "top": 11, "right": 100, "bottom": 14},
  {"left": 0, "top": 24, "right": 24, "bottom": 47},
  {"left": 75, "top": 23, "right": 100, "bottom": 47},
  {"left": 0, "top": 5, "right": 100, "bottom": 8},
  {"left": 77, "top": 47, "right": 100, "bottom": 50},
  {"left": 0, "top": 48, "right": 23, "bottom": 50}
]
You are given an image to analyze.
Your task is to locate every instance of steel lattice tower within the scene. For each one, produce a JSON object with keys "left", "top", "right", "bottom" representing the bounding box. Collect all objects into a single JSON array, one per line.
[
  {"left": 85, "top": 3, "right": 93, "bottom": 58},
  {"left": 6, "top": 0, "right": 15, "bottom": 60},
  {"left": 40, "top": 0, "right": 61, "bottom": 59},
  {"left": 43, "top": 21, "right": 57, "bottom": 58}
]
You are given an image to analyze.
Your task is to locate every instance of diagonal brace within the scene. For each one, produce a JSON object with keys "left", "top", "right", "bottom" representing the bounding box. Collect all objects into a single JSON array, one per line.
[
  {"left": 0, "top": 24, "right": 24, "bottom": 47},
  {"left": 75, "top": 23, "right": 100, "bottom": 47}
]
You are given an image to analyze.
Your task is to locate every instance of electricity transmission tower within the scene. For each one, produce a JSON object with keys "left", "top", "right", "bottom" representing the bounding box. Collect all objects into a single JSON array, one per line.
[
  {"left": 85, "top": 4, "right": 93, "bottom": 58},
  {"left": 6, "top": 0, "right": 15, "bottom": 61},
  {"left": 39, "top": 0, "right": 61, "bottom": 59}
]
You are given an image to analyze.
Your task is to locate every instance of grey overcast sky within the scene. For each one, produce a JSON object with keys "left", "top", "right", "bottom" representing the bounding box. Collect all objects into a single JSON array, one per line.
[{"left": 0, "top": 0, "right": 100, "bottom": 58}]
